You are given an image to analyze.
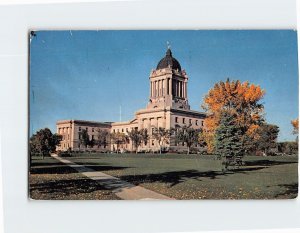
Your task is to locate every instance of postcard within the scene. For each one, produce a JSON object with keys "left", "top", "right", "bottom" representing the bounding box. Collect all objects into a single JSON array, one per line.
[{"left": 29, "top": 30, "right": 298, "bottom": 200}]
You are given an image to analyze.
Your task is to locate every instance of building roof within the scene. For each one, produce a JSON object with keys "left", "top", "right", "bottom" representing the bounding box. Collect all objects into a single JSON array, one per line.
[
  {"left": 156, "top": 48, "right": 182, "bottom": 71},
  {"left": 56, "top": 119, "right": 112, "bottom": 127}
]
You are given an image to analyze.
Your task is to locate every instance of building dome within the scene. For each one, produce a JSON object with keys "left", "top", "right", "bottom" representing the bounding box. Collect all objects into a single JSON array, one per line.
[{"left": 156, "top": 48, "right": 182, "bottom": 71}]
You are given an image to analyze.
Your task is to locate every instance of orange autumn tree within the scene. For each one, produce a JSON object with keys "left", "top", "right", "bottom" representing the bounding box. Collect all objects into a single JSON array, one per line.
[
  {"left": 201, "top": 79, "right": 265, "bottom": 153},
  {"left": 291, "top": 118, "right": 299, "bottom": 135}
]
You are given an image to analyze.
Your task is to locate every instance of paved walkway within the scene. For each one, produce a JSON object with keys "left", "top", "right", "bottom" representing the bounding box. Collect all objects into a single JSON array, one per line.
[{"left": 51, "top": 154, "right": 174, "bottom": 200}]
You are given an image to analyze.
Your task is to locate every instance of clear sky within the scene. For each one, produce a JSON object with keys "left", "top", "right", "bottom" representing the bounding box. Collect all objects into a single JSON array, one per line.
[{"left": 30, "top": 30, "right": 298, "bottom": 141}]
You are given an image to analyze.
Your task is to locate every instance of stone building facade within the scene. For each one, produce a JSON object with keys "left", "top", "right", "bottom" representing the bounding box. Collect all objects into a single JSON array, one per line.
[
  {"left": 56, "top": 48, "right": 206, "bottom": 152},
  {"left": 56, "top": 120, "right": 111, "bottom": 151}
]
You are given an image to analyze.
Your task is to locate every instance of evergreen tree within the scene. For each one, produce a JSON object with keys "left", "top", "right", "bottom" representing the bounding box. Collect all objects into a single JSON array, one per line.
[{"left": 215, "top": 111, "right": 244, "bottom": 172}]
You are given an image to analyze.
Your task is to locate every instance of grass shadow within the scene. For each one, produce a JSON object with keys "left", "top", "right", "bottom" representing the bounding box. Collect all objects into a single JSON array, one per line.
[
  {"left": 30, "top": 178, "right": 112, "bottom": 197},
  {"left": 274, "top": 183, "right": 298, "bottom": 198},
  {"left": 30, "top": 164, "right": 131, "bottom": 175},
  {"left": 118, "top": 164, "right": 278, "bottom": 187},
  {"left": 244, "top": 159, "right": 297, "bottom": 167}
]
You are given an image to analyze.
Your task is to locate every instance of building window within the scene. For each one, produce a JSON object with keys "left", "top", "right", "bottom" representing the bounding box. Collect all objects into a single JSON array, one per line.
[
  {"left": 182, "top": 142, "right": 185, "bottom": 146},
  {"left": 126, "top": 128, "right": 128, "bottom": 132},
  {"left": 189, "top": 119, "right": 192, "bottom": 124},
  {"left": 92, "top": 128, "right": 94, "bottom": 132},
  {"left": 175, "top": 117, "right": 178, "bottom": 123},
  {"left": 117, "top": 129, "right": 119, "bottom": 133},
  {"left": 201, "top": 121, "right": 204, "bottom": 126},
  {"left": 78, "top": 133, "right": 81, "bottom": 140},
  {"left": 113, "top": 129, "right": 115, "bottom": 133},
  {"left": 196, "top": 120, "right": 198, "bottom": 126},
  {"left": 182, "top": 118, "right": 185, "bottom": 124},
  {"left": 122, "top": 129, "right": 124, "bottom": 132},
  {"left": 152, "top": 128, "right": 155, "bottom": 134},
  {"left": 79, "top": 127, "right": 81, "bottom": 131},
  {"left": 92, "top": 135, "right": 94, "bottom": 140},
  {"left": 152, "top": 140, "right": 154, "bottom": 146},
  {"left": 86, "top": 127, "right": 88, "bottom": 131}
]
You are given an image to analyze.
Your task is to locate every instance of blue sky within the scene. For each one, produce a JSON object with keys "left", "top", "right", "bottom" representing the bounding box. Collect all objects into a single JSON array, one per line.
[{"left": 30, "top": 30, "right": 298, "bottom": 141}]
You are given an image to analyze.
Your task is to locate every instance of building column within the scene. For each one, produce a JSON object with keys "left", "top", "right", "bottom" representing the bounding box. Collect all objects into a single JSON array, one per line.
[
  {"left": 152, "top": 81, "right": 154, "bottom": 97},
  {"left": 159, "top": 80, "right": 161, "bottom": 96},
  {"left": 184, "top": 82, "right": 187, "bottom": 99},
  {"left": 71, "top": 122, "right": 74, "bottom": 149},
  {"left": 179, "top": 81, "right": 182, "bottom": 97},
  {"left": 152, "top": 81, "right": 154, "bottom": 98}
]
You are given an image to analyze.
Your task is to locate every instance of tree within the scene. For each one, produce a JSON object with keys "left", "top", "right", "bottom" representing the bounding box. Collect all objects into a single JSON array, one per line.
[
  {"left": 291, "top": 118, "right": 299, "bottom": 134},
  {"left": 202, "top": 79, "right": 265, "bottom": 153},
  {"left": 176, "top": 125, "right": 201, "bottom": 154},
  {"left": 152, "top": 127, "right": 171, "bottom": 154},
  {"left": 110, "top": 132, "right": 128, "bottom": 153},
  {"left": 140, "top": 129, "right": 149, "bottom": 147},
  {"left": 277, "top": 141, "right": 298, "bottom": 155},
  {"left": 291, "top": 118, "right": 298, "bottom": 141},
  {"left": 97, "top": 129, "right": 109, "bottom": 149},
  {"left": 29, "top": 128, "right": 62, "bottom": 160},
  {"left": 214, "top": 111, "right": 244, "bottom": 172},
  {"left": 255, "top": 124, "right": 279, "bottom": 155},
  {"left": 128, "top": 128, "right": 142, "bottom": 153},
  {"left": 79, "top": 129, "right": 90, "bottom": 149}
]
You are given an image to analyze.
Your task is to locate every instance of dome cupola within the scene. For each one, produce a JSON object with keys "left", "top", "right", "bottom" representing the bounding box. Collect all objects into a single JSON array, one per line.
[{"left": 156, "top": 48, "right": 182, "bottom": 71}]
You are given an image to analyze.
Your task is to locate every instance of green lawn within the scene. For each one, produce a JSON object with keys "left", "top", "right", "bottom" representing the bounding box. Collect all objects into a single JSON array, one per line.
[{"left": 29, "top": 153, "right": 298, "bottom": 200}]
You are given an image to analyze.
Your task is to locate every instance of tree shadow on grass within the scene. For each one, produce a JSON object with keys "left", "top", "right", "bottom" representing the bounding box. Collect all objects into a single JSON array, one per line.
[
  {"left": 274, "top": 183, "right": 298, "bottom": 198},
  {"left": 30, "top": 178, "right": 116, "bottom": 198},
  {"left": 244, "top": 160, "right": 297, "bottom": 167},
  {"left": 30, "top": 165, "right": 79, "bottom": 174},
  {"left": 118, "top": 165, "right": 280, "bottom": 187},
  {"left": 30, "top": 165, "right": 131, "bottom": 175},
  {"left": 119, "top": 169, "right": 228, "bottom": 187}
]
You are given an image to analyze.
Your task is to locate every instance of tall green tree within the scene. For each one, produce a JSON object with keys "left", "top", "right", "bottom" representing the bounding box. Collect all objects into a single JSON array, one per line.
[
  {"left": 128, "top": 128, "right": 142, "bottom": 153},
  {"left": 29, "top": 128, "right": 62, "bottom": 160},
  {"left": 153, "top": 127, "right": 171, "bottom": 154},
  {"left": 176, "top": 125, "right": 201, "bottom": 155},
  {"left": 214, "top": 111, "right": 244, "bottom": 172}
]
